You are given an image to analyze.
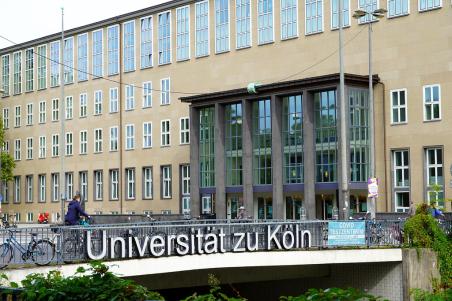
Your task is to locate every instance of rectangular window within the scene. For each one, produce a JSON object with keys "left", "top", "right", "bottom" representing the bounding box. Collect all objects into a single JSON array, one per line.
[
  {"left": 39, "top": 101, "right": 46, "bottom": 123},
  {"left": 3, "top": 108, "right": 9, "bottom": 129},
  {"left": 14, "top": 139, "right": 21, "bottom": 161},
  {"left": 180, "top": 117, "right": 190, "bottom": 144},
  {"left": 143, "top": 122, "right": 152, "bottom": 148},
  {"left": 26, "top": 212, "right": 34, "bottom": 223},
  {"left": 26, "top": 175, "right": 33, "bottom": 203},
  {"left": 161, "top": 165, "right": 172, "bottom": 198},
  {"left": 14, "top": 105, "right": 21, "bottom": 127},
  {"left": 195, "top": 1, "right": 209, "bottom": 57},
  {"left": 143, "top": 167, "right": 153, "bottom": 199},
  {"left": 80, "top": 130, "right": 88, "bottom": 154},
  {"left": 281, "top": 0, "right": 298, "bottom": 39},
  {"left": 253, "top": 99, "right": 272, "bottom": 184},
  {"left": 94, "top": 90, "right": 103, "bottom": 115},
  {"left": 215, "top": 0, "right": 230, "bottom": 53},
  {"left": 126, "top": 85, "right": 135, "bottom": 110},
  {"left": 92, "top": 29, "right": 103, "bottom": 78},
  {"left": 125, "top": 124, "right": 135, "bottom": 150},
  {"left": 14, "top": 176, "right": 21, "bottom": 203},
  {"left": 94, "top": 128, "right": 103, "bottom": 153},
  {"left": 94, "top": 170, "right": 103, "bottom": 201},
  {"left": 26, "top": 137, "right": 33, "bottom": 160},
  {"left": 2, "top": 182, "right": 8, "bottom": 204},
  {"left": 65, "top": 96, "right": 73, "bottom": 119},
  {"left": 63, "top": 37, "right": 74, "bottom": 84},
  {"left": 77, "top": 34, "right": 88, "bottom": 81},
  {"left": 13, "top": 51, "right": 22, "bottom": 94},
  {"left": 358, "top": 0, "right": 378, "bottom": 23},
  {"left": 79, "top": 171, "right": 88, "bottom": 202},
  {"left": 126, "top": 168, "right": 135, "bottom": 199},
  {"left": 79, "top": 93, "right": 87, "bottom": 117},
  {"left": 419, "top": 0, "right": 441, "bottom": 11},
  {"left": 331, "top": 0, "right": 350, "bottom": 29},
  {"left": 236, "top": 0, "right": 251, "bottom": 48},
  {"left": 161, "top": 120, "right": 170, "bottom": 146},
  {"left": 305, "top": 0, "right": 323, "bottom": 34},
  {"left": 38, "top": 174, "right": 46, "bottom": 203},
  {"left": 3, "top": 141, "right": 9, "bottom": 153},
  {"left": 109, "top": 87, "right": 118, "bottom": 113},
  {"left": 391, "top": 149, "right": 410, "bottom": 221},
  {"left": 225, "top": 103, "right": 243, "bottom": 186},
  {"left": 200, "top": 107, "right": 215, "bottom": 187},
  {"left": 423, "top": 84, "right": 441, "bottom": 121},
  {"left": 141, "top": 17, "right": 153, "bottom": 68},
  {"left": 65, "top": 132, "right": 73, "bottom": 156},
  {"left": 26, "top": 103, "right": 33, "bottom": 125},
  {"left": 158, "top": 11, "right": 171, "bottom": 65},
  {"left": 50, "top": 41, "right": 60, "bottom": 87},
  {"left": 388, "top": 0, "right": 409, "bottom": 17},
  {"left": 391, "top": 89, "right": 407, "bottom": 124},
  {"left": 51, "top": 173, "right": 59, "bottom": 202},
  {"left": 39, "top": 136, "right": 46, "bottom": 158},
  {"left": 1, "top": 55, "right": 10, "bottom": 96},
  {"left": 257, "top": 0, "right": 274, "bottom": 44},
  {"left": 52, "top": 134, "right": 59, "bottom": 157},
  {"left": 65, "top": 172, "right": 73, "bottom": 200},
  {"left": 110, "top": 126, "right": 118, "bottom": 151},
  {"left": 181, "top": 165, "right": 190, "bottom": 195},
  {"left": 123, "top": 21, "right": 135, "bottom": 72},
  {"left": 25, "top": 48, "right": 34, "bottom": 92},
  {"left": 52, "top": 98, "right": 59, "bottom": 121},
  {"left": 425, "top": 147, "right": 444, "bottom": 207},
  {"left": 143, "top": 82, "right": 152, "bottom": 108},
  {"left": 315, "top": 90, "right": 337, "bottom": 182},
  {"left": 109, "top": 169, "right": 119, "bottom": 200},
  {"left": 107, "top": 25, "right": 119, "bottom": 75},
  {"left": 37, "top": 45, "right": 47, "bottom": 89},
  {"left": 176, "top": 6, "right": 190, "bottom": 61},
  {"left": 283, "top": 95, "right": 303, "bottom": 184},
  {"left": 160, "top": 78, "right": 170, "bottom": 105}
]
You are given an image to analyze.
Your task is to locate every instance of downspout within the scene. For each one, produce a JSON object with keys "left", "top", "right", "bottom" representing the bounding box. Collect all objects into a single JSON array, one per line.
[
  {"left": 379, "top": 82, "right": 388, "bottom": 212},
  {"left": 119, "top": 22, "right": 124, "bottom": 214}
]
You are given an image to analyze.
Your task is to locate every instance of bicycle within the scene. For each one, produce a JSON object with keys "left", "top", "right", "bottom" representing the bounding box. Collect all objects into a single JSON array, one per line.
[
  {"left": 367, "top": 220, "right": 383, "bottom": 246},
  {"left": 0, "top": 230, "right": 55, "bottom": 269},
  {"left": 0, "top": 214, "right": 18, "bottom": 229},
  {"left": 63, "top": 217, "right": 100, "bottom": 263}
]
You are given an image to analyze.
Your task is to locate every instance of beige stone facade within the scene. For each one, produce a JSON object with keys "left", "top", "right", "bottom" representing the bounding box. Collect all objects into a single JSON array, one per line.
[{"left": 0, "top": 0, "right": 450, "bottom": 222}]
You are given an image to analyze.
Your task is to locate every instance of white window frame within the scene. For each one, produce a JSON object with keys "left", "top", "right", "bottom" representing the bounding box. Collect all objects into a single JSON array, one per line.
[
  {"left": 52, "top": 134, "right": 59, "bottom": 157},
  {"left": 79, "top": 171, "right": 88, "bottom": 202},
  {"left": 358, "top": 0, "right": 379, "bottom": 24},
  {"left": 123, "top": 20, "right": 136, "bottom": 72},
  {"left": 37, "top": 45, "right": 47, "bottom": 89},
  {"left": 94, "top": 170, "right": 103, "bottom": 201},
  {"left": 27, "top": 212, "right": 33, "bottom": 223},
  {"left": 65, "top": 172, "right": 73, "bottom": 199},
  {"left": 162, "top": 165, "right": 172, "bottom": 199},
  {"left": 330, "top": 0, "right": 351, "bottom": 29},
  {"left": 126, "top": 168, "right": 136, "bottom": 200},
  {"left": 125, "top": 85, "right": 135, "bottom": 110},
  {"left": 52, "top": 98, "right": 59, "bottom": 122},
  {"left": 423, "top": 84, "right": 441, "bottom": 121},
  {"left": 236, "top": 0, "right": 252, "bottom": 49},
  {"left": 63, "top": 37, "right": 74, "bottom": 84},
  {"left": 387, "top": 0, "right": 410, "bottom": 18},
  {"left": 393, "top": 150, "right": 409, "bottom": 188},
  {"left": 140, "top": 16, "right": 153, "bottom": 69},
  {"left": 12, "top": 51, "right": 22, "bottom": 95},
  {"left": 65, "top": 96, "right": 73, "bottom": 119},
  {"left": 77, "top": 33, "right": 89, "bottom": 82},
  {"left": 79, "top": 93, "right": 88, "bottom": 117},
  {"left": 418, "top": 0, "right": 442, "bottom": 12},
  {"left": 180, "top": 117, "right": 190, "bottom": 144},
  {"left": 80, "top": 130, "right": 88, "bottom": 155},
  {"left": 109, "top": 87, "right": 118, "bottom": 113},
  {"left": 390, "top": 88, "right": 408, "bottom": 124},
  {"left": 25, "top": 48, "right": 34, "bottom": 92},
  {"left": 125, "top": 124, "right": 135, "bottom": 150},
  {"left": 158, "top": 11, "right": 172, "bottom": 65},
  {"left": 160, "top": 78, "right": 170, "bottom": 105},
  {"left": 215, "top": 0, "right": 230, "bottom": 53},
  {"left": 25, "top": 175, "right": 33, "bottom": 203},
  {"left": 161, "top": 119, "right": 171, "bottom": 147},
  {"left": 181, "top": 165, "right": 190, "bottom": 195},
  {"left": 176, "top": 5, "right": 191, "bottom": 61},
  {"left": 14, "top": 105, "right": 21, "bottom": 127},
  {"left": 65, "top": 132, "right": 73, "bottom": 156},
  {"left": 143, "top": 167, "right": 153, "bottom": 199},
  {"left": 280, "top": 0, "right": 299, "bottom": 39},
  {"left": 38, "top": 136, "right": 46, "bottom": 158},
  {"left": 26, "top": 103, "right": 33, "bottom": 125},
  {"left": 143, "top": 122, "right": 153, "bottom": 148},
  {"left": 107, "top": 24, "right": 120, "bottom": 75},
  {"left": 14, "top": 176, "right": 21, "bottom": 203},
  {"left": 94, "top": 128, "right": 103, "bottom": 153},
  {"left": 1, "top": 54, "right": 10, "bottom": 96},
  {"left": 257, "top": 0, "right": 275, "bottom": 44},
  {"left": 143, "top": 81, "right": 152, "bottom": 108},
  {"left": 92, "top": 29, "right": 104, "bottom": 78},
  {"left": 26, "top": 137, "right": 33, "bottom": 160},
  {"left": 50, "top": 41, "right": 60, "bottom": 87},
  {"left": 425, "top": 147, "right": 444, "bottom": 207},
  {"left": 94, "top": 90, "right": 103, "bottom": 115},
  {"left": 110, "top": 126, "right": 118, "bottom": 151},
  {"left": 38, "top": 101, "right": 46, "bottom": 123},
  {"left": 195, "top": 0, "right": 210, "bottom": 57},
  {"left": 3, "top": 108, "right": 9, "bottom": 129},
  {"left": 110, "top": 169, "right": 119, "bottom": 200},
  {"left": 305, "top": 0, "right": 324, "bottom": 35},
  {"left": 51, "top": 173, "right": 59, "bottom": 202},
  {"left": 14, "top": 139, "right": 21, "bottom": 161},
  {"left": 38, "top": 174, "right": 46, "bottom": 203}
]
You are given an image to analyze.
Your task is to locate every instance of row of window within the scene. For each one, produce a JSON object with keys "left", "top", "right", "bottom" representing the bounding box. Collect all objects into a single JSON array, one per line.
[
  {"left": 0, "top": 0, "right": 443, "bottom": 95},
  {"left": 2, "top": 80, "right": 170, "bottom": 130},
  {"left": 3, "top": 165, "right": 190, "bottom": 204},
  {"left": 391, "top": 84, "right": 442, "bottom": 124},
  {"left": 392, "top": 147, "right": 444, "bottom": 212},
  {"left": 6, "top": 119, "right": 189, "bottom": 160}
]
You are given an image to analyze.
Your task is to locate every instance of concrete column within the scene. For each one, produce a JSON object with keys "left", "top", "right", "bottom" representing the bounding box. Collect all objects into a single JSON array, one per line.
[
  {"left": 337, "top": 84, "right": 350, "bottom": 220},
  {"left": 214, "top": 104, "right": 226, "bottom": 219},
  {"left": 189, "top": 107, "right": 200, "bottom": 217},
  {"left": 271, "top": 95, "right": 284, "bottom": 219},
  {"left": 303, "top": 90, "right": 316, "bottom": 219},
  {"left": 242, "top": 99, "right": 254, "bottom": 218}
]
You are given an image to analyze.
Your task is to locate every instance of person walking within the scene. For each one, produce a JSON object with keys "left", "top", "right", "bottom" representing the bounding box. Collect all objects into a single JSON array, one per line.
[{"left": 65, "top": 192, "right": 90, "bottom": 225}]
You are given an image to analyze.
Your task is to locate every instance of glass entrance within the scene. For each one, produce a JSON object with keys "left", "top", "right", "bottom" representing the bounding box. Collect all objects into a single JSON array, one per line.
[
  {"left": 227, "top": 196, "right": 239, "bottom": 219},
  {"left": 257, "top": 197, "right": 272, "bottom": 219},
  {"left": 285, "top": 196, "right": 304, "bottom": 219},
  {"left": 316, "top": 194, "right": 337, "bottom": 220}
]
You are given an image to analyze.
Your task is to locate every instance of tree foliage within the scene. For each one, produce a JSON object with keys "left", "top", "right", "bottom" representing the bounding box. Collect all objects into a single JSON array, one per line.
[
  {"left": 279, "top": 288, "right": 386, "bottom": 301},
  {"left": 0, "top": 118, "right": 15, "bottom": 182},
  {"left": 411, "top": 288, "right": 452, "bottom": 301}
]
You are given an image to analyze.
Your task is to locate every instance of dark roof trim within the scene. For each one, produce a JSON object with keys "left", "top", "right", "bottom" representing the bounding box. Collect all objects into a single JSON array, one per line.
[
  {"left": 0, "top": 0, "right": 194, "bottom": 54},
  {"left": 180, "top": 73, "right": 380, "bottom": 103}
]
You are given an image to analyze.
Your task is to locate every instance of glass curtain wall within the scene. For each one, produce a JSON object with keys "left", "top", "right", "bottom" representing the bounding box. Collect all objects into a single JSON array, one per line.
[
  {"left": 225, "top": 103, "right": 243, "bottom": 186},
  {"left": 199, "top": 107, "right": 215, "bottom": 187},
  {"left": 283, "top": 95, "right": 303, "bottom": 184},
  {"left": 349, "top": 88, "right": 369, "bottom": 182},
  {"left": 315, "top": 90, "right": 337, "bottom": 182},
  {"left": 253, "top": 99, "right": 272, "bottom": 185}
]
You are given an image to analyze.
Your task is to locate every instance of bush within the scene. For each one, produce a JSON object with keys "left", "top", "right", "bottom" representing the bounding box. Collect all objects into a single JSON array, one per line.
[
  {"left": 181, "top": 274, "right": 246, "bottom": 301},
  {"left": 411, "top": 288, "right": 452, "bottom": 301},
  {"left": 279, "top": 287, "right": 387, "bottom": 301}
]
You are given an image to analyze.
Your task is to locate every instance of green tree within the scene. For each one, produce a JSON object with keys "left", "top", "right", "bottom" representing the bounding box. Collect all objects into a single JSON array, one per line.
[{"left": 0, "top": 118, "right": 15, "bottom": 182}]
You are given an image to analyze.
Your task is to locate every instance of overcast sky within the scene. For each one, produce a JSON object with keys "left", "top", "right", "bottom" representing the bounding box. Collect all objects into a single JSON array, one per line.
[{"left": 0, "top": 0, "right": 168, "bottom": 49}]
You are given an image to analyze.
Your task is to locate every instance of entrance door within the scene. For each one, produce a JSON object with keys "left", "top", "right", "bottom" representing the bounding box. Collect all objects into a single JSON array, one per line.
[
  {"left": 318, "top": 194, "right": 336, "bottom": 220},
  {"left": 227, "top": 196, "right": 239, "bottom": 219},
  {"left": 257, "top": 197, "right": 273, "bottom": 219},
  {"left": 202, "top": 196, "right": 212, "bottom": 214}
]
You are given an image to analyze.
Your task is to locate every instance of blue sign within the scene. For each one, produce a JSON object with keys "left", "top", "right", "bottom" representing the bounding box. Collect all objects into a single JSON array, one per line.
[{"left": 328, "top": 221, "right": 366, "bottom": 246}]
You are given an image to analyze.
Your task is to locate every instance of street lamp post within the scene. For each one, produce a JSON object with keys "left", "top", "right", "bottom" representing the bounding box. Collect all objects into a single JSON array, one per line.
[{"left": 353, "top": 8, "right": 387, "bottom": 220}]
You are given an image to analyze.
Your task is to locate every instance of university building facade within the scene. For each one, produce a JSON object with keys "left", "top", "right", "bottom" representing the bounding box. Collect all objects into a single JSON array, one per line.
[{"left": 0, "top": 0, "right": 450, "bottom": 222}]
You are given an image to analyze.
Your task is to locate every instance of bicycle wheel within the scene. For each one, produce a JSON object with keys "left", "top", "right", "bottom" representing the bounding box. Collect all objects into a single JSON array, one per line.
[
  {"left": 62, "top": 237, "right": 80, "bottom": 263},
  {"left": 0, "top": 243, "right": 12, "bottom": 269},
  {"left": 32, "top": 240, "right": 55, "bottom": 266}
]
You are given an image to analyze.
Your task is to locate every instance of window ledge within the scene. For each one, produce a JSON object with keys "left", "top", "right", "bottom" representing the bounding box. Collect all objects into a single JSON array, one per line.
[
  {"left": 390, "top": 122, "right": 408, "bottom": 126},
  {"left": 419, "top": 6, "right": 442, "bottom": 13},
  {"left": 387, "top": 13, "right": 410, "bottom": 19},
  {"left": 305, "top": 30, "right": 324, "bottom": 36},
  {"left": 281, "top": 35, "right": 299, "bottom": 41},
  {"left": 423, "top": 119, "right": 442, "bottom": 123},
  {"left": 258, "top": 41, "right": 275, "bottom": 46}
]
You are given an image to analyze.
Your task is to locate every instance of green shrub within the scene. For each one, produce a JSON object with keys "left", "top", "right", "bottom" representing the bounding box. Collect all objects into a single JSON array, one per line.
[
  {"left": 181, "top": 274, "right": 246, "bottom": 301},
  {"left": 411, "top": 288, "right": 452, "bottom": 301},
  {"left": 279, "top": 287, "right": 387, "bottom": 301}
]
